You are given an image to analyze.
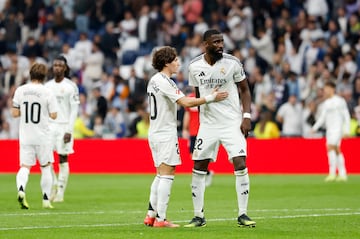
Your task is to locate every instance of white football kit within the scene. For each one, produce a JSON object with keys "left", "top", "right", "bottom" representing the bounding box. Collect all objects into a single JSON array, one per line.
[
  {"left": 188, "top": 53, "right": 247, "bottom": 161},
  {"left": 13, "top": 82, "right": 59, "bottom": 166},
  {"left": 45, "top": 78, "right": 80, "bottom": 155},
  {"left": 147, "top": 72, "right": 185, "bottom": 167},
  {"left": 312, "top": 95, "right": 350, "bottom": 145}
]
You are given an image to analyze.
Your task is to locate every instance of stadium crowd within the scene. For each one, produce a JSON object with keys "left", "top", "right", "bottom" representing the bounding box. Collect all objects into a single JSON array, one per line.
[{"left": 0, "top": 0, "right": 360, "bottom": 139}]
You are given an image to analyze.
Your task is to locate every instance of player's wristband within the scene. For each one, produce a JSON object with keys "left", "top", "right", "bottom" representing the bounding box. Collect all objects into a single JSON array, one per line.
[
  {"left": 204, "top": 94, "right": 216, "bottom": 103},
  {"left": 243, "top": 112, "right": 251, "bottom": 119}
]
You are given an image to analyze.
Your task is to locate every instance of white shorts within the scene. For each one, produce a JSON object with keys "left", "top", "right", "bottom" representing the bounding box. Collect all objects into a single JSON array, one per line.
[
  {"left": 49, "top": 123, "right": 74, "bottom": 155},
  {"left": 20, "top": 144, "right": 54, "bottom": 166},
  {"left": 326, "top": 130, "right": 342, "bottom": 146},
  {"left": 192, "top": 124, "right": 247, "bottom": 162},
  {"left": 149, "top": 136, "right": 181, "bottom": 168}
]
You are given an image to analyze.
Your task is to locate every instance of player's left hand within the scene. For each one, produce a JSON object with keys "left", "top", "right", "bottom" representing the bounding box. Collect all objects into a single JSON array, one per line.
[
  {"left": 63, "top": 133, "right": 72, "bottom": 143},
  {"left": 241, "top": 118, "right": 251, "bottom": 138}
]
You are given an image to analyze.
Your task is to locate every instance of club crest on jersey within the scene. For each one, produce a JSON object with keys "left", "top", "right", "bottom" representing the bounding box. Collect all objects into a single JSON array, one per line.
[{"left": 220, "top": 67, "right": 226, "bottom": 75}]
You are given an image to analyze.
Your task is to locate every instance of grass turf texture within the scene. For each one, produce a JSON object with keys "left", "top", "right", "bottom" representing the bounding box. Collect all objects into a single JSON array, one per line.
[{"left": 0, "top": 174, "right": 359, "bottom": 239}]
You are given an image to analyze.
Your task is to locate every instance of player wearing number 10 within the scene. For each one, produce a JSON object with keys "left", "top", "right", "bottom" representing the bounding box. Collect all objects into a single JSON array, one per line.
[
  {"left": 144, "top": 46, "right": 228, "bottom": 228},
  {"left": 12, "top": 63, "right": 59, "bottom": 209}
]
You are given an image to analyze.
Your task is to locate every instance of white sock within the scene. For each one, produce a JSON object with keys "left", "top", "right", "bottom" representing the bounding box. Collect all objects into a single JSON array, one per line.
[
  {"left": 57, "top": 162, "right": 69, "bottom": 197},
  {"left": 156, "top": 175, "right": 174, "bottom": 221},
  {"left": 327, "top": 150, "right": 337, "bottom": 176},
  {"left": 16, "top": 167, "right": 30, "bottom": 192},
  {"left": 191, "top": 169, "right": 207, "bottom": 218},
  {"left": 51, "top": 165, "right": 58, "bottom": 187},
  {"left": 235, "top": 168, "right": 249, "bottom": 216},
  {"left": 147, "top": 175, "right": 160, "bottom": 217},
  {"left": 40, "top": 165, "right": 53, "bottom": 200},
  {"left": 336, "top": 153, "right": 347, "bottom": 177}
]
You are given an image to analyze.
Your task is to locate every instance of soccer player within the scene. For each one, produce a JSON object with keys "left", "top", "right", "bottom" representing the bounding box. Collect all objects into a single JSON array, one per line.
[
  {"left": 184, "top": 29, "right": 256, "bottom": 228},
  {"left": 143, "top": 46, "right": 228, "bottom": 228},
  {"left": 311, "top": 81, "right": 351, "bottom": 182},
  {"left": 12, "top": 63, "right": 58, "bottom": 209},
  {"left": 46, "top": 55, "right": 80, "bottom": 202}
]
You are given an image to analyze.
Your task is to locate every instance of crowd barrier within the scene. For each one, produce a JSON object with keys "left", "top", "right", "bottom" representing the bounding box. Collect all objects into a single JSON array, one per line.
[{"left": 2, "top": 138, "right": 360, "bottom": 174}]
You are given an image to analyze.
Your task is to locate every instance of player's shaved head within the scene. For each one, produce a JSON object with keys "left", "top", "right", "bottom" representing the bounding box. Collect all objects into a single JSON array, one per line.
[{"left": 203, "top": 29, "right": 221, "bottom": 41}]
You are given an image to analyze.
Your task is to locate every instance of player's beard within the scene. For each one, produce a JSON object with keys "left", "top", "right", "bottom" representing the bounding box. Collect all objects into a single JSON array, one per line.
[{"left": 209, "top": 48, "right": 223, "bottom": 61}]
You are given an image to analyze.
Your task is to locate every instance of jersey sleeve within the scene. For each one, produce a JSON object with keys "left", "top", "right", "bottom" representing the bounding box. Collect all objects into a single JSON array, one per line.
[
  {"left": 70, "top": 82, "right": 80, "bottom": 105},
  {"left": 188, "top": 64, "right": 199, "bottom": 87},
  {"left": 159, "top": 78, "right": 185, "bottom": 103},
  {"left": 233, "top": 61, "right": 246, "bottom": 83},
  {"left": 12, "top": 88, "right": 21, "bottom": 108}
]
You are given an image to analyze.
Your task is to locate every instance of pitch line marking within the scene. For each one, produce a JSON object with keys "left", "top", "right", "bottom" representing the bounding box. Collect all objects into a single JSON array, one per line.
[
  {"left": 1, "top": 207, "right": 358, "bottom": 217},
  {"left": 0, "top": 211, "right": 360, "bottom": 231}
]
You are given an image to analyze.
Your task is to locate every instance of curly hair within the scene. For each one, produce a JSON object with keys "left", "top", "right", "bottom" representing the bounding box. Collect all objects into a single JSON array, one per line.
[
  {"left": 29, "top": 63, "right": 48, "bottom": 83},
  {"left": 152, "top": 46, "right": 177, "bottom": 72}
]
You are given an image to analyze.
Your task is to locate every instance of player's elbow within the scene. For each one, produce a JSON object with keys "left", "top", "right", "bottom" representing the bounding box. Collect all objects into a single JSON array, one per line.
[
  {"left": 50, "top": 112, "right": 57, "bottom": 120},
  {"left": 11, "top": 108, "right": 20, "bottom": 118}
]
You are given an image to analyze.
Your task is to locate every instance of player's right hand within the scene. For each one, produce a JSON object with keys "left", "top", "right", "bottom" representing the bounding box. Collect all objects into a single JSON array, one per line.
[{"left": 213, "top": 91, "right": 228, "bottom": 102}]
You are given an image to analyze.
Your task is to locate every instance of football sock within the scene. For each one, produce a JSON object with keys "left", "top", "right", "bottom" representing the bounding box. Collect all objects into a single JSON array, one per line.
[
  {"left": 51, "top": 164, "right": 58, "bottom": 187},
  {"left": 16, "top": 167, "right": 30, "bottom": 192},
  {"left": 191, "top": 169, "right": 207, "bottom": 218},
  {"left": 235, "top": 168, "right": 249, "bottom": 216},
  {"left": 147, "top": 175, "right": 160, "bottom": 217},
  {"left": 328, "top": 150, "right": 336, "bottom": 176},
  {"left": 57, "top": 162, "right": 69, "bottom": 197},
  {"left": 336, "top": 153, "right": 347, "bottom": 177},
  {"left": 156, "top": 175, "right": 174, "bottom": 221},
  {"left": 40, "top": 165, "right": 52, "bottom": 201}
]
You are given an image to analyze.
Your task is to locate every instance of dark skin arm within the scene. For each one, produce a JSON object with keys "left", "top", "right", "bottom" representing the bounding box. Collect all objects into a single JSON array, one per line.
[{"left": 237, "top": 80, "right": 252, "bottom": 138}]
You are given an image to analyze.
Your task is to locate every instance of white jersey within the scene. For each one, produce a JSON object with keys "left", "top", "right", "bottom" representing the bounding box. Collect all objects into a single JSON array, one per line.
[
  {"left": 188, "top": 53, "right": 246, "bottom": 127},
  {"left": 147, "top": 72, "right": 185, "bottom": 141},
  {"left": 13, "top": 82, "right": 58, "bottom": 145},
  {"left": 312, "top": 95, "right": 351, "bottom": 135},
  {"left": 45, "top": 78, "right": 79, "bottom": 129}
]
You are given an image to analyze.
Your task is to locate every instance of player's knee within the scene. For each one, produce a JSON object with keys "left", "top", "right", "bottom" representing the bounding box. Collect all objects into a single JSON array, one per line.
[
  {"left": 233, "top": 156, "right": 246, "bottom": 171},
  {"left": 193, "top": 159, "right": 210, "bottom": 171},
  {"left": 59, "top": 155, "right": 68, "bottom": 163}
]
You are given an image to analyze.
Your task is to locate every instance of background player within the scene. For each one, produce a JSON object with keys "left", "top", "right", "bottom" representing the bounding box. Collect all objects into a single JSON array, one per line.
[
  {"left": 12, "top": 63, "right": 58, "bottom": 209},
  {"left": 144, "top": 46, "right": 228, "bottom": 228},
  {"left": 185, "top": 29, "right": 255, "bottom": 228},
  {"left": 311, "top": 81, "right": 351, "bottom": 182},
  {"left": 46, "top": 55, "right": 80, "bottom": 202}
]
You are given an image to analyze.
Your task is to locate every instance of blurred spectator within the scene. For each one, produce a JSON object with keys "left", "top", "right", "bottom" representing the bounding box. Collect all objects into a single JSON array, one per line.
[
  {"left": 134, "top": 104, "right": 150, "bottom": 138},
  {"left": 73, "top": 0, "right": 94, "bottom": 33},
  {"left": 73, "top": 114, "right": 95, "bottom": 139},
  {"left": 110, "top": 74, "right": 129, "bottom": 111},
  {"left": 73, "top": 32, "right": 92, "bottom": 67},
  {"left": 100, "top": 21, "right": 120, "bottom": 69},
  {"left": 127, "top": 67, "right": 146, "bottom": 112},
  {"left": 104, "top": 106, "right": 127, "bottom": 138},
  {"left": 183, "top": 0, "right": 203, "bottom": 34},
  {"left": 276, "top": 94, "right": 303, "bottom": 137},
  {"left": 253, "top": 110, "right": 280, "bottom": 139},
  {"left": 249, "top": 26, "right": 274, "bottom": 66},
  {"left": 0, "top": 120, "right": 10, "bottom": 138},
  {"left": 89, "top": 86, "right": 108, "bottom": 129},
  {"left": 3, "top": 9, "right": 21, "bottom": 52},
  {"left": 82, "top": 42, "right": 104, "bottom": 94}
]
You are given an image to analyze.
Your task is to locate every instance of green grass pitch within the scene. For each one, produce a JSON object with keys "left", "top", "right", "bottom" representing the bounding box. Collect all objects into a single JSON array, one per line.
[{"left": 0, "top": 174, "right": 359, "bottom": 239}]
